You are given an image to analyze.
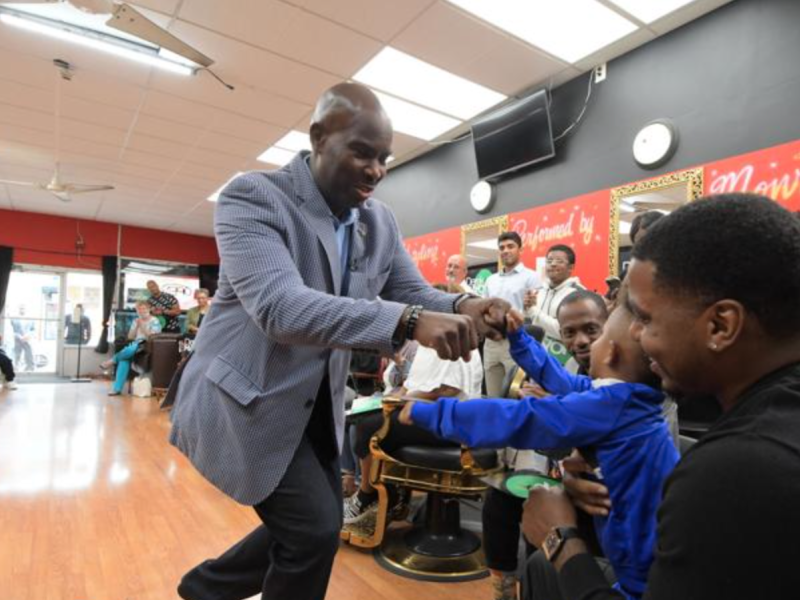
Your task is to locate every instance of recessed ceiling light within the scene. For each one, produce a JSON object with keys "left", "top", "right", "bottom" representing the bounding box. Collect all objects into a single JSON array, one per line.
[
  {"left": 256, "top": 147, "right": 295, "bottom": 166},
  {"left": 273, "top": 130, "right": 312, "bottom": 153},
  {"left": 620, "top": 221, "right": 632, "bottom": 235},
  {"left": 354, "top": 47, "right": 506, "bottom": 120},
  {"left": 207, "top": 171, "right": 244, "bottom": 202},
  {"left": 606, "top": 0, "right": 696, "bottom": 24},
  {"left": 447, "top": 0, "right": 638, "bottom": 64},
  {"left": 373, "top": 91, "right": 461, "bottom": 141}
]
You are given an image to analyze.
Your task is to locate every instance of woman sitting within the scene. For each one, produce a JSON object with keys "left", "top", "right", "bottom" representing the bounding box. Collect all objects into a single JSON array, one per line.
[
  {"left": 102, "top": 300, "right": 161, "bottom": 396},
  {"left": 186, "top": 288, "right": 210, "bottom": 338}
]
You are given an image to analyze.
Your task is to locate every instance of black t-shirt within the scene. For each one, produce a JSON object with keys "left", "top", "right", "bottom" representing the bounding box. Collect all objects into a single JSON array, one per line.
[
  {"left": 148, "top": 292, "right": 180, "bottom": 333},
  {"left": 559, "top": 362, "right": 800, "bottom": 600}
]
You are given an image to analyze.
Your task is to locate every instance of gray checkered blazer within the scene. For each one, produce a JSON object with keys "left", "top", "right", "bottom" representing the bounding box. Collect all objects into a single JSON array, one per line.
[{"left": 169, "top": 152, "right": 457, "bottom": 505}]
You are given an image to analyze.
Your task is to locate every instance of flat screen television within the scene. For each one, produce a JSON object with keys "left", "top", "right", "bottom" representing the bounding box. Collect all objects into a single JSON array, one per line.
[{"left": 471, "top": 89, "right": 555, "bottom": 181}]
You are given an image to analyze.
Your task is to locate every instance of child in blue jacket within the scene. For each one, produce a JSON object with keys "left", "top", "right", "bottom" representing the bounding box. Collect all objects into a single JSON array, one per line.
[{"left": 400, "top": 304, "right": 679, "bottom": 600}]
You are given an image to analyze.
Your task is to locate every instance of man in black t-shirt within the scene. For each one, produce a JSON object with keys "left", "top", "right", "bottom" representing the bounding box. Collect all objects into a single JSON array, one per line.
[
  {"left": 520, "top": 194, "right": 800, "bottom": 600},
  {"left": 146, "top": 280, "right": 181, "bottom": 333}
]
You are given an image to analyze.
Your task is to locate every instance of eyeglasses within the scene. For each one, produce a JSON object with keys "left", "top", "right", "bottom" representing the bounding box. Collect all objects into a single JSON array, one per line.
[{"left": 546, "top": 258, "right": 570, "bottom": 266}]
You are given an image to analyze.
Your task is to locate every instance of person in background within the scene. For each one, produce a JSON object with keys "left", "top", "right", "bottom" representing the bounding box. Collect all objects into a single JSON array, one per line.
[
  {"left": 446, "top": 254, "right": 475, "bottom": 294},
  {"left": 101, "top": 300, "right": 161, "bottom": 396},
  {"left": 146, "top": 280, "right": 181, "bottom": 333},
  {"left": 64, "top": 303, "right": 92, "bottom": 345},
  {"left": 186, "top": 289, "right": 210, "bottom": 338},
  {"left": 11, "top": 305, "right": 34, "bottom": 372},
  {"left": 484, "top": 232, "right": 542, "bottom": 396},
  {"left": 0, "top": 333, "right": 18, "bottom": 390},
  {"left": 629, "top": 210, "right": 665, "bottom": 246},
  {"left": 525, "top": 245, "right": 584, "bottom": 342}
]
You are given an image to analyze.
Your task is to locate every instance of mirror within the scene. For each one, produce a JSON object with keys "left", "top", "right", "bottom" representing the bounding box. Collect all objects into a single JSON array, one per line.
[
  {"left": 609, "top": 168, "right": 704, "bottom": 276},
  {"left": 460, "top": 216, "right": 508, "bottom": 295}
]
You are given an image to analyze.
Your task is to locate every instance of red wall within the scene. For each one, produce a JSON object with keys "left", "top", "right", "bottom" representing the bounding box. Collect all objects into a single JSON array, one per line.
[{"left": 0, "top": 209, "right": 219, "bottom": 270}]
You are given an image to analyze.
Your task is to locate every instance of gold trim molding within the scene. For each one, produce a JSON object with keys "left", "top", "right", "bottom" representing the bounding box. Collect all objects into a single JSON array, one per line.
[{"left": 608, "top": 168, "right": 704, "bottom": 276}]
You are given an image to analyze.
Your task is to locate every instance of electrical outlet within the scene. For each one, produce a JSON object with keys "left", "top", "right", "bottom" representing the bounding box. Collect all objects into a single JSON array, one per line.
[{"left": 594, "top": 63, "right": 607, "bottom": 84}]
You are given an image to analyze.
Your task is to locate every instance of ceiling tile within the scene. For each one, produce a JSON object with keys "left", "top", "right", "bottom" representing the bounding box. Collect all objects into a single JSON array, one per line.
[
  {"left": 177, "top": 0, "right": 381, "bottom": 77},
  {"left": 0, "top": 79, "right": 53, "bottom": 114},
  {"left": 184, "top": 147, "right": 246, "bottom": 170},
  {"left": 125, "top": 133, "right": 192, "bottom": 160},
  {"left": 119, "top": 148, "right": 183, "bottom": 172},
  {"left": 286, "top": 0, "right": 436, "bottom": 42},
  {"left": 393, "top": 2, "right": 567, "bottom": 96},
  {"left": 0, "top": 122, "right": 55, "bottom": 150},
  {"left": 59, "top": 118, "right": 129, "bottom": 147},
  {"left": 195, "top": 131, "right": 267, "bottom": 159},
  {"left": 140, "top": 90, "right": 222, "bottom": 127},
  {"left": 0, "top": 103, "right": 52, "bottom": 134},
  {"left": 0, "top": 48, "right": 55, "bottom": 91},
  {"left": 165, "top": 20, "right": 341, "bottom": 105},
  {"left": 130, "top": 114, "right": 203, "bottom": 146},
  {"left": 60, "top": 95, "right": 136, "bottom": 131},
  {"left": 149, "top": 70, "right": 311, "bottom": 127},
  {"left": 207, "top": 112, "right": 286, "bottom": 145}
]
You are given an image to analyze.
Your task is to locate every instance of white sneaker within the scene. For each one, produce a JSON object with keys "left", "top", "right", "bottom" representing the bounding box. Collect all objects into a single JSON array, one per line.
[
  {"left": 343, "top": 493, "right": 378, "bottom": 525},
  {"left": 6, "top": 381, "right": 17, "bottom": 390}
]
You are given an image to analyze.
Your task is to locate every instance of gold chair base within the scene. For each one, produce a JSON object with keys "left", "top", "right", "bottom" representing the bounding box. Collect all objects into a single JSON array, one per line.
[{"left": 374, "top": 526, "right": 489, "bottom": 582}]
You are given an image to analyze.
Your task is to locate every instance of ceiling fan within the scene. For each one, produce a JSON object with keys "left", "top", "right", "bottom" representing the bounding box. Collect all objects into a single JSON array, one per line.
[
  {"left": 1, "top": 0, "right": 213, "bottom": 68},
  {"left": 0, "top": 163, "right": 114, "bottom": 202}
]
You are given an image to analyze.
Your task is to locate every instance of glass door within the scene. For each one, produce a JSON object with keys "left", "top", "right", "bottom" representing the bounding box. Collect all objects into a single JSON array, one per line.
[{"left": 2, "top": 270, "right": 64, "bottom": 377}]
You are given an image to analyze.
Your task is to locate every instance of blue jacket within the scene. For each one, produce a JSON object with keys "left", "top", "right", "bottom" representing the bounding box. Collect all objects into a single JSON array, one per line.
[{"left": 412, "top": 329, "right": 679, "bottom": 600}]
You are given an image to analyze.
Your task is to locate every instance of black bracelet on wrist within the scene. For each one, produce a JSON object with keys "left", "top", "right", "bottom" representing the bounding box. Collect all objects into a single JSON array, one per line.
[{"left": 405, "top": 305, "right": 424, "bottom": 342}]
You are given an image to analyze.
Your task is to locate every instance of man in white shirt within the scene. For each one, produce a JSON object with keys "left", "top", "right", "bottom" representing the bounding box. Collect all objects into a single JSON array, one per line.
[
  {"left": 445, "top": 254, "right": 475, "bottom": 295},
  {"left": 483, "top": 232, "right": 542, "bottom": 397}
]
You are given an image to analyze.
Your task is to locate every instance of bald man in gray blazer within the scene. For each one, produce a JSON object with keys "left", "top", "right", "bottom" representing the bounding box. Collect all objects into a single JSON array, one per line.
[{"left": 171, "top": 83, "right": 509, "bottom": 600}]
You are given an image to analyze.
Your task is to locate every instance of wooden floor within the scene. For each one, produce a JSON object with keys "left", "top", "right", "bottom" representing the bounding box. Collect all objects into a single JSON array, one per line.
[{"left": 0, "top": 382, "right": 490, "bottom": 600}]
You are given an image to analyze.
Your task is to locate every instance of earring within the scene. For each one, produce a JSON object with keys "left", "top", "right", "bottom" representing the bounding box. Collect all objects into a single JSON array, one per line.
[{"left": 709, "top": 342, "right": 718, "bottom": 350}]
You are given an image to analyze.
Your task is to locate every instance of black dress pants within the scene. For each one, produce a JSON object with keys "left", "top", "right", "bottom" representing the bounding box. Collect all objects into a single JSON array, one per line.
[
  {"left": 178, "top": 378, "right": 342, "bottom": 600},
  {"left": 0, "top": 349, "right": 15, "bottom": 382},
  {"left": 482, "top": 487, "right": 534, "bottom": 572}
]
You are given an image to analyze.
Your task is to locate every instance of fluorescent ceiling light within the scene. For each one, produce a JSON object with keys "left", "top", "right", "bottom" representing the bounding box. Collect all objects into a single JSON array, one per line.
[
  {"left": 354, "top": 47, "right": 506, "bottom": 120},
  {"left": 256, "top": 147, "right": 295, "bottom": 166},
  {"left": 447, "top": 0, "right": 638, "bottom": 64},
  {"left": 606, "top": 0, "right": 696, "bottom": 24},
  {"left": 373, "top": 91, "right": 461, "bottom": 141},
  {"left": 207, "top": 171, "right": 244, "bottom": 202},
  {"left": 0, "top": 8, "right": 194, "bottom": 75},
  {"left": 273, "top": 131, "right": 312, "bottom": 153},
  {"left": 620, "top": 202, "right": 636, "bottom": 213}
]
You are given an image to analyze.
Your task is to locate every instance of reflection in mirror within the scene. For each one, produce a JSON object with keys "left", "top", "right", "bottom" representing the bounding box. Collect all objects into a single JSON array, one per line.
[
  {"left": 460, "top": 216, "right": 508, "bottom": 296},
  {"left": 610, "top": 168, "right": 704, "bottom": 276}
]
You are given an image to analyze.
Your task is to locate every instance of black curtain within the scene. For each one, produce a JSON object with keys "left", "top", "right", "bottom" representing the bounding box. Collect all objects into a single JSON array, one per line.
[
  {"left": 95, "top": 255, "right": 117, "bottom": 354},
  {"left": 198, "top": 263, "right": 220, "bottom": 297},
  {"left": 0, "top": 246, "right": 12, "bottom": 316}
]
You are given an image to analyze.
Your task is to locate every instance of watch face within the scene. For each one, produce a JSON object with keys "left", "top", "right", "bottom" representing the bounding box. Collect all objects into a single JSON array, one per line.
[{"left": 543, "top": 529, "right": 562, "bottom": 561}]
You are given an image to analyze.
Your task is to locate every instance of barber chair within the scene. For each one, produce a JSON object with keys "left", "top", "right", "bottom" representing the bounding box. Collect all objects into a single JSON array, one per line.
[
  {"left": 150, "top": 334, "right": 182, "bottom": 395},
  {"left": 341, "top": 396, "right": 500, "bottom": 582}
]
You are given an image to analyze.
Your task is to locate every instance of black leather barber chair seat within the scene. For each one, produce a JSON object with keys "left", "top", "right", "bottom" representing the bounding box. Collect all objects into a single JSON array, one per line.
[{"left": 341, "top": 396, "right": 500, "bottom": 582}]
